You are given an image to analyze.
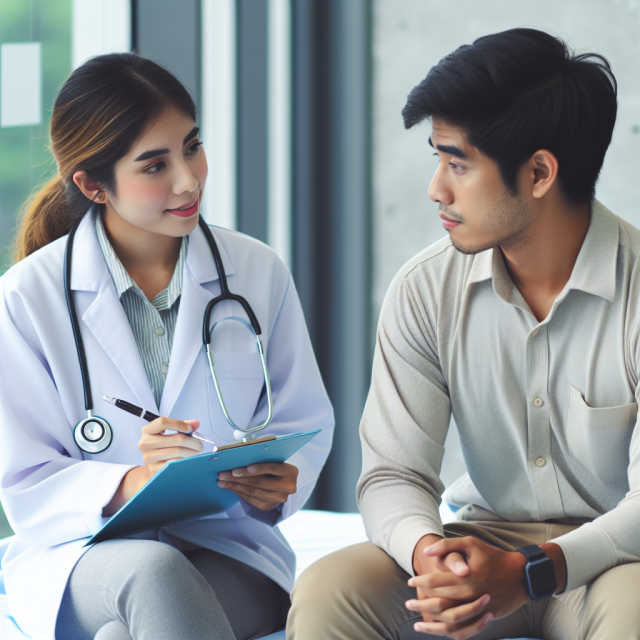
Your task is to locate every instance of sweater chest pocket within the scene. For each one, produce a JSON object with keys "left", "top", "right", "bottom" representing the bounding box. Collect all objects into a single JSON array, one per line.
[{"left": 566, "top": 384, "right": 637, "bottom": 483}]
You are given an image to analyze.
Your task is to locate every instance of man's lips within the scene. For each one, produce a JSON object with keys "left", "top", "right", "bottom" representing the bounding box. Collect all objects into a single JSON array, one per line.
[
  {"left": 439, "top": 211, "right": 462, "bottom": 229},
  {"left": 167, "top": 197, "right": 199, "bottom": 218}
]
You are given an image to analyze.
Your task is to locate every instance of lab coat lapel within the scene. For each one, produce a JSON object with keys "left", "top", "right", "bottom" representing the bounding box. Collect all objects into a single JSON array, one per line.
[
  {"left": 71, "top": 209, "right": 158, "bottom": 412},
  {"left": 159, "top": 222, "right": 235, "bottom": 417},
  {"left": 82, "top": 272, "right": 158, "bottom": 412}
]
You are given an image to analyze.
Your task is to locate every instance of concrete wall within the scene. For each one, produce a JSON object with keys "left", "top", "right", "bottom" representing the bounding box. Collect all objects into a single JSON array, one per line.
[{"left": 372, "top": 0, "right": 640, "bottom": 488}]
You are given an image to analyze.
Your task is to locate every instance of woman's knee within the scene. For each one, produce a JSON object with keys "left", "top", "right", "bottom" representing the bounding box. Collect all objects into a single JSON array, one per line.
[
  {"left": 94, "top": 620, "right": 133, "bottom": 640},
  {"left": 77, "top": 540, "right": 199, "bottom": 591}
]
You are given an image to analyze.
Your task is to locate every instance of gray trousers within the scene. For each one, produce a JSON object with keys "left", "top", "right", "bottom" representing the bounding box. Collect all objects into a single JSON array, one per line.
[{"left": 55, "top": 539, "right": 289, "bottom": 640}]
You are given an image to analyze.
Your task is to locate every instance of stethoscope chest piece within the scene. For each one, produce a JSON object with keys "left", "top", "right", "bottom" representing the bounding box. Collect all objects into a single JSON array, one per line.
[{"left": 74, "top": 416, "right": 113, "bottom": 454}]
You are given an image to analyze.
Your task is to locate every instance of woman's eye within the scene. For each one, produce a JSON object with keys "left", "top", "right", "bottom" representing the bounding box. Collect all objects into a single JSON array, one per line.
[
  {"left": 144, "top": 161, "right": 165, "bottom": 175},
  {"left": 187, "top": 141, "right": 203, "bottom": 155}
]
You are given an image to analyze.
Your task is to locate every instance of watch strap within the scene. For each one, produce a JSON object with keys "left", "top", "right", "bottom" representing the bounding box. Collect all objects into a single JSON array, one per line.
[
  {"left": 515, "top": 544, "right": 547, "bottom": 563},
  {"left": 515, "top": 544, "right": 557, "bottom": 602}
]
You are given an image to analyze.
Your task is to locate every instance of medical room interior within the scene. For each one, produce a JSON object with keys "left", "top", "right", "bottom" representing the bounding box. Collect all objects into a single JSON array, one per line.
[{"left": 0, "top": 0, "right": 639, "bottom": 584}]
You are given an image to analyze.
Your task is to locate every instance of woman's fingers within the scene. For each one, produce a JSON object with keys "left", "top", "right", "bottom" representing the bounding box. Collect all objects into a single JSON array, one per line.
[
  {"left": 219, "top": 462, "right": 298, "bottom": 480},
  {"left": 217, "top": 463, "right": 299, "bottom": 510},
  {"left": 222, "top": 483, "right": 289, "bottom": 510},
  {"left": 141, "top": 431, "right": 203, "bottom": 453},
  {"left": 138, "top": 417, "right": 203, "bottom": 474},
  {"left": 142, "top": 416, "right": 199, "bottom": 436}
]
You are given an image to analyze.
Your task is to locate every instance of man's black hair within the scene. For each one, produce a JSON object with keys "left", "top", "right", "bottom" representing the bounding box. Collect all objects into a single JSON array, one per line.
[{"left": 402, "top": 28, "right": 617, "bottom": 204}]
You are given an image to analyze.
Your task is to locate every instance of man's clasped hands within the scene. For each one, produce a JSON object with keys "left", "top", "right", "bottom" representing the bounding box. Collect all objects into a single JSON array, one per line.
[{"left": 406, "top": 534, "right": 567, "bottom": 639}]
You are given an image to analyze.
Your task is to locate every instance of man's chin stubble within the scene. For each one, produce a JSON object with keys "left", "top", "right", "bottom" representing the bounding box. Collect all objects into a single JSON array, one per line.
[{"left": 449, "top": 226, "right": 531, "bottom": 255}]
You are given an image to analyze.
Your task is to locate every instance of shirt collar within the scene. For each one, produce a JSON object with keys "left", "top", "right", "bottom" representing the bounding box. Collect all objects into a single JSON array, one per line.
[
  {"left": 95, "top": 213, "right": 188, "bottom": 310},
  {"left": 466, "top": 199, "right": 619, "bottom": 304}
]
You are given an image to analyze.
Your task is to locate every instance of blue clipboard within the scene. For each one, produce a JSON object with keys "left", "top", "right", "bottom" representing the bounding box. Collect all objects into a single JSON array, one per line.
[{"left": 86, "top": 429, "right": 321, "bottom": 546}]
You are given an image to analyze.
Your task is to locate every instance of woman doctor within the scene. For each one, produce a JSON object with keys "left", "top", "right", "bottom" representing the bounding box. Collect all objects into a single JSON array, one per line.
[{"left": 0, "top": 53, "right": 333, "bottom": 640}]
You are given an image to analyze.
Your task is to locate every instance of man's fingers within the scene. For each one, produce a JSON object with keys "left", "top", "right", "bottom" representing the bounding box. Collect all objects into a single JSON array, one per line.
[
  {"left": 441, "top": 551, "right": 470, "bottom": 577},
  {"left": 424, "top": 536, "right": 475, "bottom": 558},
  {"left": 413, "top": 611, "right": 493, "bottom": 638},
  {"left": 407, "top": 594, "right": 490, "bottom": 624},
  {"left": 405, "top": 596, "right": 461, "bottom": 615}
]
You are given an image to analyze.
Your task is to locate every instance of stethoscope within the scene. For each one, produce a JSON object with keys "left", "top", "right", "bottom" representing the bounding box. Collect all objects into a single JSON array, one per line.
[{"left": 65, "top": 214, "right": 273, "bottom": 454}]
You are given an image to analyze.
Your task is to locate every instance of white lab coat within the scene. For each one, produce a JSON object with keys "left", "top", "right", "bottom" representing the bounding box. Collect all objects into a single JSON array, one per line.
[{"left": 0, "top": 210, "right": 334, "bottom": 640}]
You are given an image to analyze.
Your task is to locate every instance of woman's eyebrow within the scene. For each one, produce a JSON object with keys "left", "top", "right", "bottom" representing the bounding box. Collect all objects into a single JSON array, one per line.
[{"left": 134, "top": 127, "right": 200, "bottom": 162}]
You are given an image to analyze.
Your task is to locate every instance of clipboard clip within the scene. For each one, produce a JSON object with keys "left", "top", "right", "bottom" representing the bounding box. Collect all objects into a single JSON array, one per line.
[{"left": 211, "top": 434, "right": 277, "bottom": 455}]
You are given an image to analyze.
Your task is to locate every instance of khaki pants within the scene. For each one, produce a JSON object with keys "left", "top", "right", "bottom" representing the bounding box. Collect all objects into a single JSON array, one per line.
[{"left": 287, "top": 520, "right": 640, "bottom": 640}]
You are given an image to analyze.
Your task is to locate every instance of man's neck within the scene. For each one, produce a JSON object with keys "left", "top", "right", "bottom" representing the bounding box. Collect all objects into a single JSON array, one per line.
[{"left": 500, "top": 200, "right": 591, "bottom": 322}]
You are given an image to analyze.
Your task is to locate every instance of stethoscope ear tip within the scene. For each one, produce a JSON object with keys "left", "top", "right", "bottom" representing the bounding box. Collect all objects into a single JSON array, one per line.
[{"left": 233, "top": 429, "right": 246, "bottom": 441}]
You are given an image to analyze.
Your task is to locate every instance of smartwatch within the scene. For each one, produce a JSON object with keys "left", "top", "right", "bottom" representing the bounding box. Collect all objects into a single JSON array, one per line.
[{"left": 515, "top": 545, "right": 557, "bottom": 602}]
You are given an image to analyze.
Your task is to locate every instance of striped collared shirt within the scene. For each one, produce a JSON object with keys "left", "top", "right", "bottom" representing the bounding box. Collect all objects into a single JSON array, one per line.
[{"left": 95, "top": 214, "right": 188, "bottom": 407}]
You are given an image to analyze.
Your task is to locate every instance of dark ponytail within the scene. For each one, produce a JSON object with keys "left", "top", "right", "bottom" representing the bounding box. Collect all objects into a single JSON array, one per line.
[{"left": 12, "top": 52, "right": 196, "bottom": 262}]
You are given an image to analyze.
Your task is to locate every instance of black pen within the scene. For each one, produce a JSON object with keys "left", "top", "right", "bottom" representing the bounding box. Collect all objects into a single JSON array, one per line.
[{"left": 103, "top": 396, "right": 216, "bottom": 446}]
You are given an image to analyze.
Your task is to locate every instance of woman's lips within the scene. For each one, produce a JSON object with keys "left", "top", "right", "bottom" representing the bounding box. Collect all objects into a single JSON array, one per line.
[{"left": 167, "top": 197, "right": 199, "bottom": 218}]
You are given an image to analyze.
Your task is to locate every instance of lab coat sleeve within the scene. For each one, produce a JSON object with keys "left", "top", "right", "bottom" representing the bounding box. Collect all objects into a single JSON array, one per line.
[
  {"left": 240, "top": 274, "right": 334, "bottom": 525},
  {"left": 0, "top": 285, "right": 135, "bottom": 547}
]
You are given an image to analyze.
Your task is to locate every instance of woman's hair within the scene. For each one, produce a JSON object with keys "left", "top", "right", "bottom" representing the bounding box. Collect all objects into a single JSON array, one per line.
[
  {"left": 402, "top": 28, "right": 617, "bottom": 205},
  {"left": 12, "top": 53, "right": 197, "bottom": 262}
]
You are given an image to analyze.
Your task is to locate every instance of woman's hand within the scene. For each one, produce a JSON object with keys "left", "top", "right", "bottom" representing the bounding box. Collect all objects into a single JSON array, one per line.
[
  {"left": 138, "top": 416, "right": 202, "bottom": 476},
  {"left": 102, "top": 417, "right": 201, "bottom": 517},
  {"left": 217, "top": 462, "right": 299, "bottom": 511}
]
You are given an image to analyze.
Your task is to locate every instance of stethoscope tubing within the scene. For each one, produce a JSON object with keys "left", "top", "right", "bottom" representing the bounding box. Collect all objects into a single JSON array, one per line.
[{"left": 64, "top": 213, "right": 274, "bottom": 454}]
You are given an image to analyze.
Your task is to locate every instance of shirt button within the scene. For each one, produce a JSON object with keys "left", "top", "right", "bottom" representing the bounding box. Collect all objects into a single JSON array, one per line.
[
  {"left": 533, "top": 397, "right": 544, "bottom": 407},
  {"left": 536, "top": 457, "right": 546, "bottom": 467},
  {"left": 155, "top": 326, "right": 165, "bottom": 336},
  {"left": 161, "top": 362, "right": 169, "bottom": 374}
]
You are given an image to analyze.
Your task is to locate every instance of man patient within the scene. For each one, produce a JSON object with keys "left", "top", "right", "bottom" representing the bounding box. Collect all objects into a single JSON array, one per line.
[{"left": 287, "top": 27, "right": 640, "bottom": 640}]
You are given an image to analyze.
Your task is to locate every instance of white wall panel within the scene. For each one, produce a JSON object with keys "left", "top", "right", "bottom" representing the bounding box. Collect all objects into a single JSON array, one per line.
[
  {"left": 72, "top": 0, "right": 131, "bottom": 69},
  {"left": 1, "top": 43, "right": 41, "bottom": 127},
  {"left": 201, "top": 0, "right": 237, "bottom": 230}
]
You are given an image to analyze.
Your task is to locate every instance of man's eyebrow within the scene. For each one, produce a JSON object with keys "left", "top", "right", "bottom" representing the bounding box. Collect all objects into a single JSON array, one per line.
[
  {"left": 428, "top": 136, "right": 469, "bottom": 160},
  {"left": 134, "top": 127, "right": 200, "bottom": 162}
]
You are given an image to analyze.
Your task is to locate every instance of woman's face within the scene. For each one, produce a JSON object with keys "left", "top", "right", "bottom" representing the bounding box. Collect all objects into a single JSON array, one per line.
[{"left": 104, "top": 106, "right": 208, "bottom": 239}]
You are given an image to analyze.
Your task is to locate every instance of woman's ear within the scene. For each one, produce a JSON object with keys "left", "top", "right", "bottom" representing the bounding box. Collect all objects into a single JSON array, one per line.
[
  {"left": 527, "top": 150, "right": 559, "bottom": 199},
  {"left": 72, "top": 170, "right": 106, "bottom": 203}
]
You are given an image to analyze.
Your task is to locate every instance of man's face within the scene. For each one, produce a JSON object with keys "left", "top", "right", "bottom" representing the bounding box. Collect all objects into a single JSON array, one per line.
[{"left": 428, "top": 119, "right": 532, "bottom": 254}]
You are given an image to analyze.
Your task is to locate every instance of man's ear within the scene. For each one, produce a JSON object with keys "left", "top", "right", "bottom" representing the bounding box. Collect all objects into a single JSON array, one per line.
[
  {"left": 526, "top": 150, "right": 559, "bottom": 199},
  {"left": 72, "top": 170, "right": 107, "bottom": 203}
]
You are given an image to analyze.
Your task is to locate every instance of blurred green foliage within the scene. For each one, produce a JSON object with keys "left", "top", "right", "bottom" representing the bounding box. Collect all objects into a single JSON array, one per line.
[
  {"left": 0, "top": 0, "right": 71, "bottom": 537},
  {"left": 0, "top": 0, "right": 71, "bottom": 276}
]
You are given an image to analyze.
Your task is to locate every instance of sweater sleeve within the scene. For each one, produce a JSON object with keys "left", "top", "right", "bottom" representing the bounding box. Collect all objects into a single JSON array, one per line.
[{"left": 357, "top": 274, "right": 451, "bottom": 575}]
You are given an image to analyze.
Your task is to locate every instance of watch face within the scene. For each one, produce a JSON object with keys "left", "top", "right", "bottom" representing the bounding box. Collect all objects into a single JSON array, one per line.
[{"left": 527, "top": 558, "right": 557, "bottom": 598}]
